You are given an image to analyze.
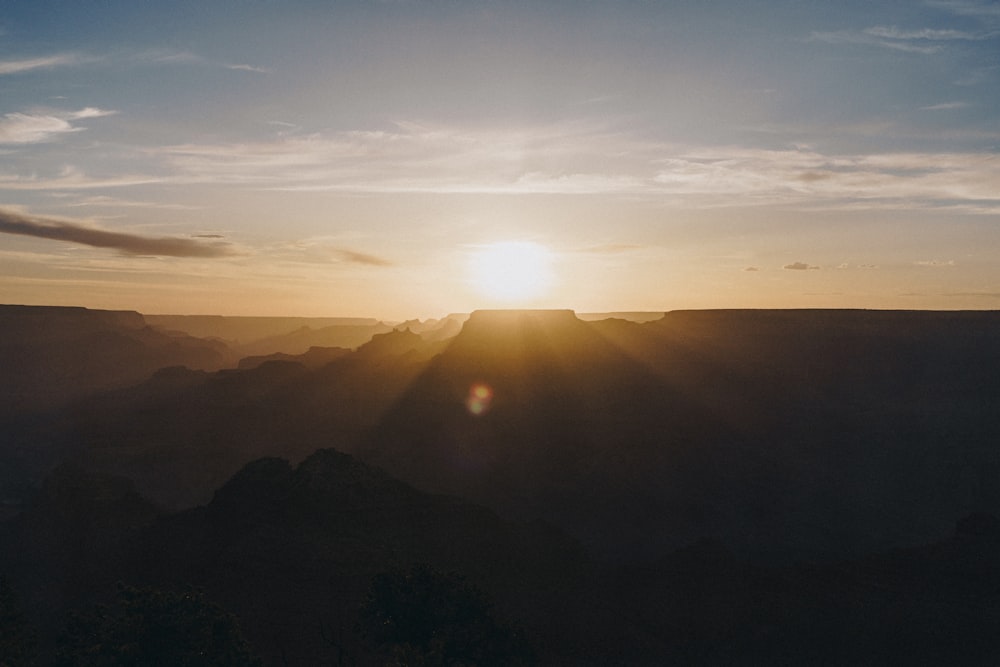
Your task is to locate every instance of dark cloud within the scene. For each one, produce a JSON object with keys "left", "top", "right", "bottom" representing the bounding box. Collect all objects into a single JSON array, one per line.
[
  {"left": 0, "top": 208, "right": 234, "bottom": 257},
  {"left": 744, "top": 266, "right": 760, "bottom": 272},
  {"left": 796, "top": 171, "right": 833, "bottom": 182},
  {"left": 335, "top": 248, "right": 392, "bottom": 266},
  {"left": 783, "top": 261, "right": 820, "bottom": 270},
  {"left": 192, "top": 233, "right": 225, "bottom": 239}
]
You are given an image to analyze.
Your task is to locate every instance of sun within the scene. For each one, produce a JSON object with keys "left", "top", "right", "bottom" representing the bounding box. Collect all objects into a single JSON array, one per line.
[{"left": 467, "top": 241, "right": 554, "bottom": 302}]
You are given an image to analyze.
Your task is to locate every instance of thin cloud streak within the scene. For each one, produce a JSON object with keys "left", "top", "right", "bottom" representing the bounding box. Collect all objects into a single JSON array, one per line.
[
  {"left": 0, "top": 108, "right": 117, "bottom": 144},
  {"left": 807, "top": 22, "right": 997, "bottom": 54},
  {"left": 0, "top": 208, "right": 235, "bottom": 258},
  {"left": 153, "top": 124, "right": 1000, "bottom": 210},
  {"left": 225, "top": 63, "right": 272, "bottom": 73},
  {"left": 0, "top": 165, "right": 159, "bottom": 190},
  {"left": 921, "top": 101, "right": 970, "bottom": 110},
  {"left": 0, "top": 53, "right": 93, "bottom": 75},
  {"left": 335, "top": 248, "right": 393, "bottom": 266}
]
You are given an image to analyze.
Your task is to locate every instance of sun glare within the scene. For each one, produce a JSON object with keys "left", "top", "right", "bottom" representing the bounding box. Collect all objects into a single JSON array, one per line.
[{"left": 468, "top": 241, "right": 554, "bottom": 302}]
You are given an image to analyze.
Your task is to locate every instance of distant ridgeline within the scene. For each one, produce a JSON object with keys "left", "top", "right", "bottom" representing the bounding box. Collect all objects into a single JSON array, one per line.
[{"left": 0, "top": 305, "right": 232, "bottom": 414}]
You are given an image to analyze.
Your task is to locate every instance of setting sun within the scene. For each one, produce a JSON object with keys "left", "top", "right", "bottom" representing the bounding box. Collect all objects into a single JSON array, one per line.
[{"left": 467, "top": 242, "right": 554, "bottom": 302}]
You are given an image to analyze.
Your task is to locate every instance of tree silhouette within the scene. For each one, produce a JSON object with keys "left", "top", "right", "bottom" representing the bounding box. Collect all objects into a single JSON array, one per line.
[
  {"left": 54, "top": 584, "right": 261, "bottom": 667},
  {"left": 0, "top": 576, "right": 37, "bottom": 667},
  {"left": 359, "top": 565, "right": 534, "bottom": 666}
]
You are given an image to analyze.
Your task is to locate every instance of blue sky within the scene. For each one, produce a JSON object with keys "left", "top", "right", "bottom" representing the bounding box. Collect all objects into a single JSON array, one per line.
[{"left": 1, "top": 0, "right": 998, "bottom": 317}]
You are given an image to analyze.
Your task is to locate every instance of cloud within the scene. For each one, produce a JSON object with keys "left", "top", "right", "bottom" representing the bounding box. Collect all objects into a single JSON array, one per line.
[
  {"left": 335, "top": 248, "right": 393, "bottom": 266},
  {"left": 783, "top": 262, "right": 820, "bottom": 270},
  {"left": 0, "top": 53, "right": 93, "bottom": 75},
  {"left": 915, "top": 259, "right": 955, "bottom": 267},
  {"left": 137, "top": 49, "right": 271, "bottom": 74},
  {"left": 66, "top": 195, "right": 197, "bottom": 210},
  {"left": 808, "top": 29, "right": 944, "bottom": 53},
  {"left": 744, "top": 266, "right": 760, "bottom": 272},
  {"left": 0, "top": 208, "right": 235, "bottom": 258},
  {"left": 796, "top": 171, "right": 833, "bottom": 182},
  {"left": 0, "top": 165, "right": 158, "bottom": 190},
  {"left": 140, "top": 50, "right": 203, "bottom": 65},
  {"left": 920, "top": 101, "right": 970, "bottom": 110},
  {"left": 268, "top": 239, "right": 395, "bottom": 267},
  {"left": 808, "top": 22, "right": 993, "bottom": 54},
  {"left": 0, "top": 108, "right": 117, "bottom": 144},
  {"left": 927, "top": 0, "right": 1000, "bottom": 22},
  {"left": 225, "top": 63, "right": 271, "bottom": 73},
  {"left": 863, "top": 26, "right": 981, "bottom": 41},
  {"left": 108, "top": 123, "right": 1000, "bottom": 211}
]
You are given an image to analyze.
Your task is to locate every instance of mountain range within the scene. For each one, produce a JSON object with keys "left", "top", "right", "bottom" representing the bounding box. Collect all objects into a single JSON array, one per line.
[{"left": 2, "top": 304, "right": 1000, "bottom": 664}]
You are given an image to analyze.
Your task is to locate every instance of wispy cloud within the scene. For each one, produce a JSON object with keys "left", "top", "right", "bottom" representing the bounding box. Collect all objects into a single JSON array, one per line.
[
  {"left": 808, "top": 22, "right": 994, "bottom": 53},
  {"left": 0, "top": 208, "right": 235, "bottom": 257},
  {"left": 864, "top": 26, "right": 982, "bottom": 41},
  {"left": 915, "top": 259, "right": 955, "bottom": 267},
  {"left": 148, "top": 122, "right": 1000, "bottom": 211},
  {"left": 335, "top": 248, "right": 393, "bottom": 266},
  {"left": 225, "top": 63, "right": 271, "bottom": 73},
  {"left": 920, "top": 101, "right": 970, "bottom": 110},
  {"left": 784, "top": 262, "right": 820, "bottom": 270},
  {"left": 139, "top": 49, "right": 203, "bottom": 65},
  {"left": 0, "top": 165, "right": 158, "bottom": 190},
  {"left": 0, "top": 53, "right": 95, "bottom": 75},
  {"left": 0, "top": 107, "right": 117, "bottom": 144},
  {"left": 65, "top": 195, "right": 198, "bottom": 210},
  {"left": 136, "top": 49, "right": 270, "bottom": 74},
  {"left": 7, "top": 120, "right": 993, "bottom": 212},
  {"left": 927, "top": 0, "right": 1000, "bottom": 23},
  {"left": 266, "top": 237, "right": 394, "bottom": 268}
]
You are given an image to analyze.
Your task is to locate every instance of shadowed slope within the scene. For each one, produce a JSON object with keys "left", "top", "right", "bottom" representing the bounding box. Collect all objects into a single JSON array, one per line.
[
  {"left": 362, "top": 310, "right": 735, "bottom": 560},
  {"left": 363, "top": 309, "right": 1000, "bottom": 561}
]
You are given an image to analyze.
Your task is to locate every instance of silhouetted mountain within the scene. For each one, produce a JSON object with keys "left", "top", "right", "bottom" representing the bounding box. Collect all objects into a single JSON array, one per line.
[
  {"left": 145, "top": 314, "right": 380, "bottom": 343},
  {"left": 362, "top": 308, "right": 1000, "bottom": 561},
  {"left": 7, "top": 456, "right": 1000, "bottom": 664},
  {"left": 148, "top": 313, "right": 466, "bottom": 356},
  {"left": 0, "top": 463, "right": 160, "bottom": 640},
  {"left": 0, "top": 305, "right": 235, "bottom": 415},
  {"left": 0, "top": 306, "right": 239, "bottom": 511},
  {"left": 234, "top": 322, "right": 395, "bottom": 356},
  {"left": 577, "top": 311, "right": 665, "bottom": 322},
  {"left": 1, "top": 450, "right": 590, "bottom": 665},
  {"left": 5, "top": 301, "right": 1000, "bottom": 665},
  {"left": 5, "top": 307, "right": 1000, "bottom": 566},
  {"left": 360, "top": 310, "right": 729, "bottom": 559},
  {"left": 237, "top": 345, "right": 350, "bottom": 370},
  {"left": 39, "top": 328, "right": 447, "bottom": 510}
]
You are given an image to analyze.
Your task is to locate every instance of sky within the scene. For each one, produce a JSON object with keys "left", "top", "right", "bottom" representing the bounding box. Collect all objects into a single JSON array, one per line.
[{"left": 1, "top": 0, "right": 998, "bottom": 318}]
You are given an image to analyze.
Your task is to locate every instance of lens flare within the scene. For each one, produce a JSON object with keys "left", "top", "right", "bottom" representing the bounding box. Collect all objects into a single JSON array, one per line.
[{"left": 465, "top": 382, "right": 494, "bottom": 416}]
